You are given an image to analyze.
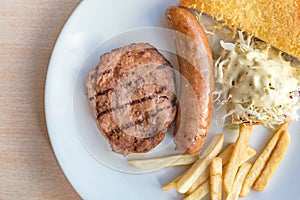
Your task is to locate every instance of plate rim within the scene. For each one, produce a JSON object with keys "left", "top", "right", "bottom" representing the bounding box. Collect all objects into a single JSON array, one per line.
[{"left": 44, "top": 0, "right": 86, "bottom": 197}]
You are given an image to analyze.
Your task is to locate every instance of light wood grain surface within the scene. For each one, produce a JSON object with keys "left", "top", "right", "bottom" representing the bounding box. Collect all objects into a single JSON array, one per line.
[{"left": 0, "top": 1, "right": 81, "bottom": 199}]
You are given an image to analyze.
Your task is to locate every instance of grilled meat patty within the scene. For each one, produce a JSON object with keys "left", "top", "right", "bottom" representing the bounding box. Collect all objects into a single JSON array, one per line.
[{"left": 86, "top": 43, "right": 177, "bottom": 155}]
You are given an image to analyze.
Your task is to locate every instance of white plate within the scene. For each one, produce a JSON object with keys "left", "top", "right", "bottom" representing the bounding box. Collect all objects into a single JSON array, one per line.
[{"left": 45, "top": 0, "right": 300, "bottom": 199}]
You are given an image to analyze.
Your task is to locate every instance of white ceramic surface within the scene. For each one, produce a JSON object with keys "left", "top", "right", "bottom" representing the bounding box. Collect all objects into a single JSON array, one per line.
[{"left": 45, "top": 0, "right": 300, "bottom": 199}]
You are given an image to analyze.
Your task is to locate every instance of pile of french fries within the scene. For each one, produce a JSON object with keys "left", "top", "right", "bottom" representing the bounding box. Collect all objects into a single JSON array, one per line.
[{"left": 128, "top": 121, "right": 291, "bottom": 199}]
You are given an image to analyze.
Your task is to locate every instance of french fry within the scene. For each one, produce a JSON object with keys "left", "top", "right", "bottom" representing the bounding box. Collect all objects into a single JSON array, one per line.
[
  {"left": 240, "top": 120, "right": 291, "bottom": 197},
  {"left": 183, "top": 179, "right": 210, "bottom": 200},
  {"left": 162, "top": 144, "right": 238, "bottom": 192},
  {"left": 186, "top": 146, "right": 229, "bottom": 195},
  {"left": 186, "top": 144, "right": 233, "bottom": 194},
  {"left": 253, "top": 130, "right": 290, "bottom": 191},
  {"left": 218, "top": 144, "right": 234, "bottom": 164},
  {"left": 210, "top": 157, "right": 222, "bottom": 200},
  {"left": 223, "top": 124, "right": 252, "bottom": 194},
  {"left": 220, "top": 144, "right": 256, "bottom": 166},
  {"left": 187, "top": 144, "right": 256, "bottom": 194},
  {"left": 186, "top": 167, "right": 209, "bottom": 194},
  {"left": 176, "top": 134, "right": 224, "bottom": 193},
  {"left": 226, "top": 162, "right": 252, "bottom": 200},
  {"left": 128, "top": 153, "right": 199, "bottom": 169},
  {"left": 162, "top": 172, "right": 185, "bottom": 191},
  {"left": 186, "top": 144, "right": 234, "bottom": 194},
  {"left": 242, "top": 147, "right": 256, "bottom": 164}
]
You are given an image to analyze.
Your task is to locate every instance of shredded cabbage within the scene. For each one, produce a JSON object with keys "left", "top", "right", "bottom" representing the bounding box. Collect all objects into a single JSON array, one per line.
[{"left": 214, "top": 31, "right": 300, "bottom": 130}]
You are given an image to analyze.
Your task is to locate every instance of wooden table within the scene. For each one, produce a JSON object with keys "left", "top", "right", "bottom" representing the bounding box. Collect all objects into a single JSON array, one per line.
[{"left": 0, "top": 1, "right": 81, "bottom": 199}]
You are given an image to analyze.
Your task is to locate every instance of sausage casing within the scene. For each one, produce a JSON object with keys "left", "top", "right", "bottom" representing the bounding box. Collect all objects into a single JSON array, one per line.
[{"left": 165, "top": 6, "right": 214, "bottom": 154}]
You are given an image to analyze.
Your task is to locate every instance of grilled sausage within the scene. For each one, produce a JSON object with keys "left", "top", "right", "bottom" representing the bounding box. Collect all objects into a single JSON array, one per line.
[{"left": 165, "top": 6, "right": 214, "bottom": 154}]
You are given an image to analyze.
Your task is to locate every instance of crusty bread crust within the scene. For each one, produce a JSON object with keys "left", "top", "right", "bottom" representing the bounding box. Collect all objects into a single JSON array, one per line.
[{"left": 180, "top": 0, "right": 300, "bottom": 57}]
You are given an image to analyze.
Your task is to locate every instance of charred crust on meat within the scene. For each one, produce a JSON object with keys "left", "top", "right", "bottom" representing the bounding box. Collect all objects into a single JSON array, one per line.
[
  {"left": 95, "top": 88, "right": 114, "bottom": 97},
  {"left": 103, "top": 69, "right": 112, "bottom": 75}
]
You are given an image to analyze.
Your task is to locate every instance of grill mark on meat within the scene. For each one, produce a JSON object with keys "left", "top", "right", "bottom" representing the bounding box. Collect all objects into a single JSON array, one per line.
[
  {"left": 95, "top": 88, "right": 114, "bottom": 97},
  {"left": 94, "top": 62, "right": 168, "bottom": 101},
  {"left": 110, "top": 126, "right": 121, "bottom": 135},
  {"left": 94, "top": 48, "right": 168, "bottom": 100},
  {"left": 100, "top": 68, "right": 113, "bottom": 76},
  {"left": 108, "top": 104, "right": 174, "bottom": 135},
  {"left": 91, "top": 68, "right": 112, "bottom": 80},
  {"left": 96, "top": 86, "right": 167, "bottom": 119},
  {"left": 95, "top": 102, "right": 100, "bottom": 115}
]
